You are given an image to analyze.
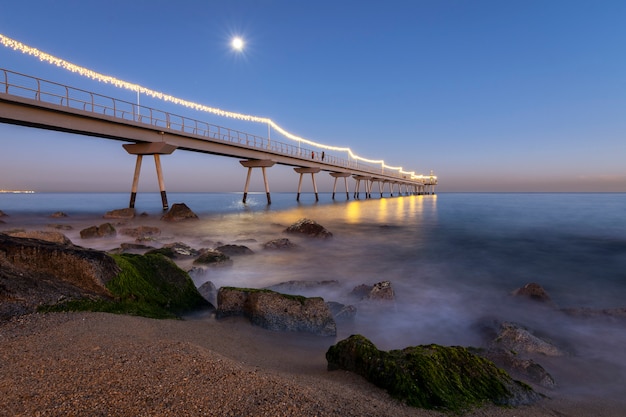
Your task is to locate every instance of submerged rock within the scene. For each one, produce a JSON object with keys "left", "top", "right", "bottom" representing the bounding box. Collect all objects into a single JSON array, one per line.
[
  {"left": 50, "top": 211, "right": 68, "bottom": 218},
  {"left": 326, "top": 335, "right": 541, "bottom": 411},
  {"left": 492, "top": 322, "right": 565, "bottom": 357},
  {"left": 160, "top": 203, "right": 198, "bottom": 222},
  {"left": 147, "top": 242, "right": 199, "bottom": 259},
  {"left": 103, "top": 208, "right": 135, "bottom": 220},
  {"left": 120, "top": 225, "right": 161, "bottom": 239},
  {"left": 80, "top": 223, "right": 117, "bottom": 239},
  {"left": 262, "top": 238, "right": 298, "bottom": 250},
  {"left": 216, "top": 287, "right": 336, "bottom": 336},
  {"left": 350, "top": 281, "right": 395, "bottom": 301},
  {"left": 511, "top": 283, "right": 552, "bottom": 304},
  {"left": 284, "top": 218, "right": 333, "bottom": 239},
  {"left": 215, "top": 244, "right": 254, "bottom": 256},
  {"left": 193, "top": 249, "right": 231, "bottom": 266}
]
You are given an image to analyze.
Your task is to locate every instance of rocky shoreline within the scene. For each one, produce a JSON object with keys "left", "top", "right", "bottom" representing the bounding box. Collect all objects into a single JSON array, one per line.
[{"left": 1, "top": 206, "right": 626, "bottom": 415}]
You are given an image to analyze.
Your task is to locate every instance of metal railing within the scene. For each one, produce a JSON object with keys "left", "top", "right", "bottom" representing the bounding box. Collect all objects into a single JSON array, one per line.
[{"left": 1, "top": 68, "right": 422, "bottom": 183}]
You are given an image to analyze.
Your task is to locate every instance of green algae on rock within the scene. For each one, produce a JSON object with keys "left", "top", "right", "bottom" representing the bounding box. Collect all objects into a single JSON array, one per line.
[{"left": 326, "top": 334, "right": 541, "bottom": 412}]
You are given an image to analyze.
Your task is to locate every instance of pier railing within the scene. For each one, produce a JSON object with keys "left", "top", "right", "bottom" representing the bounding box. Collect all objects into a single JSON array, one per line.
[{"left": 1, "top": 68, "right": 420, "bottom": 182}]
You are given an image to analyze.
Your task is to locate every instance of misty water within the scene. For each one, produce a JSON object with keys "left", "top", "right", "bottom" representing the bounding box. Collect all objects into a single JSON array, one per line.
[{"left": 2, "top": 192, "right": 626, "bottom": 400}]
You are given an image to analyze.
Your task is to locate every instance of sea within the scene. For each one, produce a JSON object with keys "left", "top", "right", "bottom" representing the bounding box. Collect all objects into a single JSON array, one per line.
[{"left": 2, "top": 191, "right": 626, "bottom": 398}]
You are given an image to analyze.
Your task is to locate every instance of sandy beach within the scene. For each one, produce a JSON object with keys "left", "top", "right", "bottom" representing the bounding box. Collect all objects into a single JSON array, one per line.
[{"left": 1, "top": 311, "right": 624, "bottom": 417}]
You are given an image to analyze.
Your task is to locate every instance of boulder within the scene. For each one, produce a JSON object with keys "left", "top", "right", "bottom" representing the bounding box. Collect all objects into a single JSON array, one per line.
[
  {"left": 480, "top": 348, "right": 556, "bottom": 389},
  {"left": 326, "top": 301, "right": 357, "bottom": 321},
  {"left": 511, "top": 283, "right": 552, "bottom": 303},
  {"left": 284, "top": 218, "right": 333, "bottom": 239},
  {"left": 326, "top": 335, "right": 541, "bottom": 411},
  {"left": 80, "top": 223, "right": 117, "bottom": 239},
  {"left": 193, "top": 249, "right": 231, "bottom": 266},
  {"left": 215, "top": 244, "right": 254, "bottom": 256},
  {"left": 197, "top": 280, "right": 218, "bottom": 307},
  {"left": 50, "top": 211, "right": 68, "bottom": 218},
  {"left": 160, "top": 203, "right": 198, "bottom": 222},
  {"left": 7, "top": 230, "right": 73, "bottom": 245},
  {"left": 350, "top": 281, "right": 395, "bottom": 301},
  {"left": 491, "top": 322, "right": 564, "bottom": 357},
  {"left": 146, "top": 242, "right": 199, "bottom": 259},
  {"left": 0, "top": 233, "right": 119, "bottom": 319},
  {"left": 104, "top": 207, "right": 136, "bottom": 219},
  {"left": 216, "top": 287, "right": 336, "bottom": 336},
  {"left": 262, "top": 238, "right": 298, "bottom": 250}
]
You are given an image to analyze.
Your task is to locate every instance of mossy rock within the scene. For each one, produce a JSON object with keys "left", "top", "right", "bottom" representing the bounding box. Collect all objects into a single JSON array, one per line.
[
  {"left": 44, "top": 253, "right": 210, "bottom": 319},
  {"left": 326, "top": 335, "right": 540, "bottom": 412}
]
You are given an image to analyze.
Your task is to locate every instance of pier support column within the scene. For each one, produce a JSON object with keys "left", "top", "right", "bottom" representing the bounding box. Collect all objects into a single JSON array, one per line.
[
  {"left": 294, "top": 167, "right": 321, "bottom": 201},
  {"left": 240, "top": 159, "right": 276, "bottom": 204},
  {"left": 330, "top": 172, "right": 351, "bottom": 200},
  {"left": 352, "top": 175, "right": 371, "bottom": 199},
  {"left": 123, "top": 142, "right": 177, "bottom": 211}
]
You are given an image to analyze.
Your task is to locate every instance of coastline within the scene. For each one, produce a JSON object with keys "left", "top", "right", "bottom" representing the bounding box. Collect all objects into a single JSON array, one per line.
[{"left": 1, "top": 311, "right": 624, "bottom": 417}]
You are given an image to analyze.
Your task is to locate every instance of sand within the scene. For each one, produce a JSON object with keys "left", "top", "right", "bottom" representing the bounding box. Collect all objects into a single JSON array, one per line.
[{"left": 1, "top": 311, "right": 623, "bottom": 417}]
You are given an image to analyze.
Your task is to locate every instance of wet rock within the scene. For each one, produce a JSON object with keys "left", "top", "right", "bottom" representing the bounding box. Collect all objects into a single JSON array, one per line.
[
  {"left": 108, "top": 242, "right": 156, "bottom": 254},
  {"left": 492, "top": 322, "right": 564, "bottom": 357},
  {"left": 216, "top": 287, "right": 336, "bottom": 336},
  {"left": 350, "top": 281, "right": 395, "bottom": 301},
  {"left": 326, "top": 335, "right": 541, "bottom": 411},
  {"left": 47, "top": 224, "right": 73, "bottom": 231},
  {"left": 215, "top": 244, "right": 254, "bottom": 256},
  {"left": 284, "top": 218, "right": 333, "bottom": 239},
  {"left": 511, "top": 283, "right": 552, "bottom": 303},
  {"left": 193, "top": 249, "right": 231, "bottom": 266},
  {"left": 80, "top": 223, "right": 117, "bottom": 239},
  {"left": 160, "top": 203, "right": 198, "bottom": 222},
  {"left": 480, "top": 348, "right": 556, "bottom": 389},
  {"left": 262, "top": 238, "right": 298, "bottom": 250},
  {"left": 103, "top": 207, "right": 136, "bottom": 220},
  {"left": 7, "top": 230, "right": 73, "bottom": 245},
  {"left": 326, "top": 301, "right": 357, "bottom": 321},
  {"left": 197, "top": 280, "right": 218, "bottom": 308},
  {"left": 120, "top": 225, "right": 161, "bottom": 239},
  {"left": 146, "top": 242, "right": 199, "bottom": 259},
  {"left": 0, "top": 233, "right": 120, "bottom": 319},
  {"left": 50, "top": 211, "right": 68, "bottom": 218}
]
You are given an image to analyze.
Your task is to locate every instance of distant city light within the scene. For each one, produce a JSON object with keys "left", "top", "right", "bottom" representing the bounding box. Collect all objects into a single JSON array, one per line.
[
  {"left": 231, "top": 37, "right": 244, "bottom": 51},
  {"left": 0, "top": 33, "right": 427, "bottom": 180}
]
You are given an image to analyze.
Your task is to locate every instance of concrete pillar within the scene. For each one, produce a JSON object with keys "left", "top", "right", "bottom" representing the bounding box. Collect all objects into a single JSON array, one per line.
[
  {"left": 240, "top": 159, "right": 276, "bottom": 204},
  {"left": 123, "top": 142, "right": 177, "bottom": 211},
  {"left": 330, "top": 172, "right": 351, "bottom": 200},
  {"left": 352, "top": 175, "right": 371, "bottom": 199},
  {"left": 294, "top": 167, "right": 321, "bottom": 201}
]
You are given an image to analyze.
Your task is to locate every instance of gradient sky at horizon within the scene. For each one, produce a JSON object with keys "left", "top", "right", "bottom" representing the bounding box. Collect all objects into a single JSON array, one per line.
[{"left": 1, "top": 0, "right": 625, "bottom": 193}]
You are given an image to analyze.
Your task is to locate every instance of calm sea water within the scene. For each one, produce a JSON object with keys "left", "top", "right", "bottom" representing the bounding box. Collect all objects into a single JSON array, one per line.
[{"left": 2, "top": 192, "right": 626, "bottom": 397}]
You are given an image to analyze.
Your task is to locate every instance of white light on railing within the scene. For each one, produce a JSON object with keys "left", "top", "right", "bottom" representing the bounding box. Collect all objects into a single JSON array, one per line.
[{"left": 1, "top": 33, "right": 429, "bottom": 181}]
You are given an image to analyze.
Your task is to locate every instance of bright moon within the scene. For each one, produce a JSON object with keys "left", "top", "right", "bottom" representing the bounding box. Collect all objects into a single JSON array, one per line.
[{"left": 231, "top": 37, "right": 244, "bottom": 51}]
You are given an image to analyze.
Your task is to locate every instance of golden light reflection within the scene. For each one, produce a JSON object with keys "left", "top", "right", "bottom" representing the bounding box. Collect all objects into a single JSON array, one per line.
[
  {"left": 344, "top": 200, "right": 361, "bottom": 224},
  {"left": 0, "top": 33, "right": 425, "bottom": 178},
  {"left": 377, "top": 197, "right": 389, "bottom": 224}
]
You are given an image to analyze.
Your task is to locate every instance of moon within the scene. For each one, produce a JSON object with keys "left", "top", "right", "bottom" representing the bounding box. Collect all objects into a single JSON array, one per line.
[{"left": 231, "top": 37, "right": 244, "bottom": 51}]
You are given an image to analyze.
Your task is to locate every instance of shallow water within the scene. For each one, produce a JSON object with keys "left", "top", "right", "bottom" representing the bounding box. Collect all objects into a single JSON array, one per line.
[{"left": 2, "top": 191, "right": 626, "bottom": 399}]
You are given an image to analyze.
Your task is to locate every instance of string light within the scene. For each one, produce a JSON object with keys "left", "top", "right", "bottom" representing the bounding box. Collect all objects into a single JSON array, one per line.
[{"left": 0, "top": 33, "right": 430, "bottom": 180}]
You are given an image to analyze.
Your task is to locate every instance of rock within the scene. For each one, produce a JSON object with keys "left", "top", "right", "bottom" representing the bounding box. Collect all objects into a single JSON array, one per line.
[
  {"left": 103, "top": 207, "right": 136, "bottom": 219},
  {"left": 215, "top": 244, "right": 254, "bottom": 256},
  {"left": 197, "top": 280, "right": 218, "bottom": 307},
  {"left": 108, "top": 242, "right": 156, "bottom": 254},
  {"left": 0, "top": 233, "right": 120, "bottom": 319},
  {"left": 193, "top": 249, "right": 231, "bottom": 266},
  {"left": 160, "top": 203, "right": 198, "bottom": 222},
  {"left": 480, "top": 348, "right": 556, "bottom": 389},
  {"left": 0, "top": 210, "right": 8, "bottom": 217},
  {"left": 216, "top": 287, "right": 336, "bottom": 336},
  {"left": 47, "top": 224, "right": 73, "bottom": 230},
  {"left": 492, "top": 322, "right": 564, "bottom": 357},
  {"left": 146, "top": 242, "right": 199, "bottom": 259},
  {"left": 326, "top": 335, "right": 541, "bottom": 411},
  {"left": 511, "top": 283, "right": 552, "bottom": 303},
  {"left": 350, "top": 281, "right": 395, "bottom": 301},
  {"left": 284, "top": 218, "right": 333, "bottom": 239},
  {"left": 80, "top": 223, "right": 117, "bottom": 239},
  {"left": 262, "top": 238, "right": 298, "bottom": 250},
  {"left": 7, "top": 230, "right": 73, "bottom": 245},
  {"left": 120, "top": 226, "right": 161, "bottom": 239},
  {"left": 50, "top": 211, "right": 68, "bottom": 218},
  {"left": 326, "top": 301, "right": 357, "bottom": 321}
]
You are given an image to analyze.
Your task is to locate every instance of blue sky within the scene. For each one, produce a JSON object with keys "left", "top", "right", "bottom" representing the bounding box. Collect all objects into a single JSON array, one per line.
[{"left": 1, "top": 0, "right": 625, "bottom": 193}]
